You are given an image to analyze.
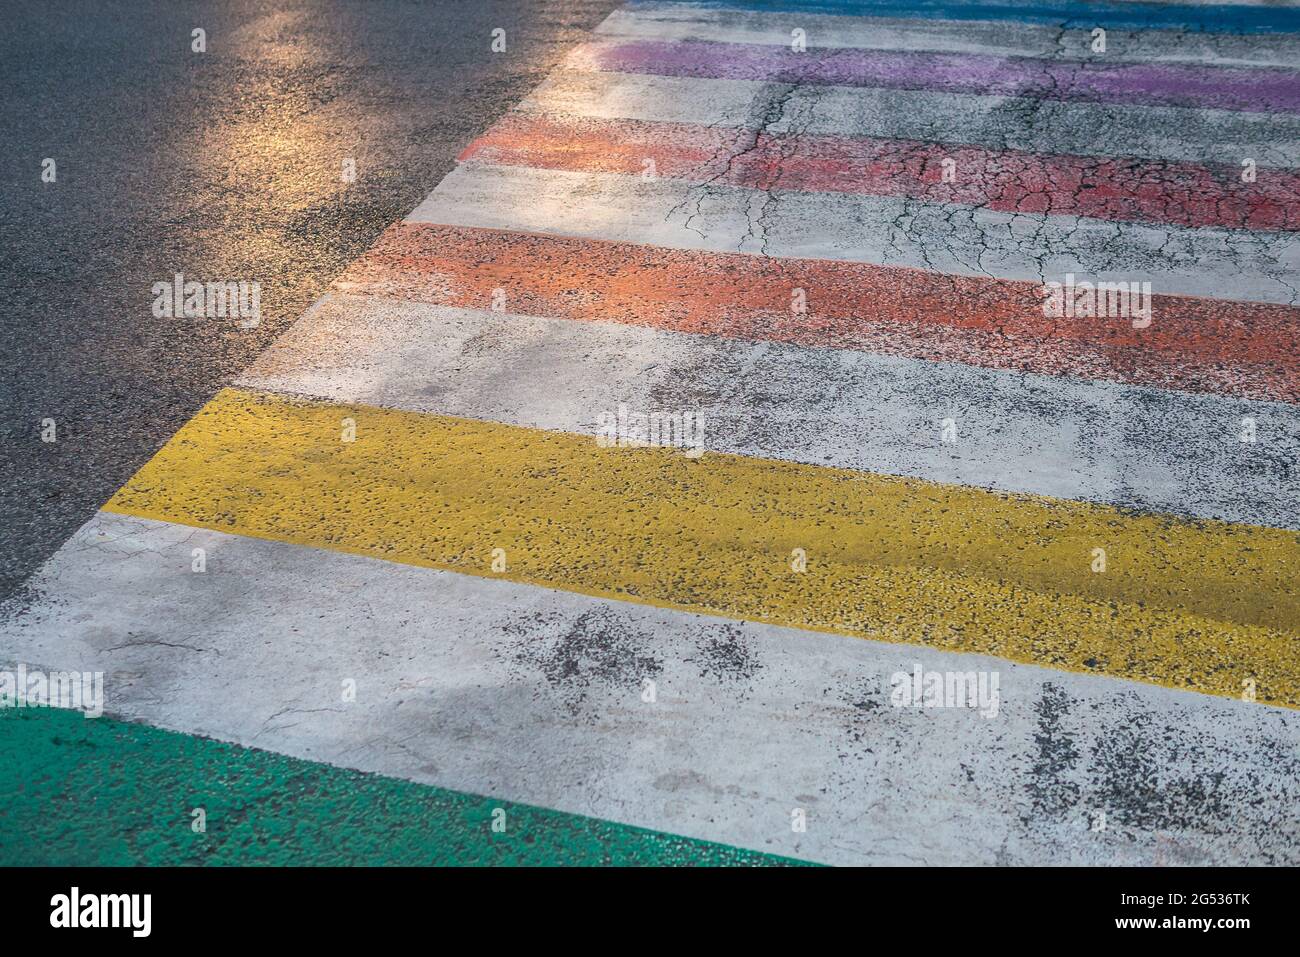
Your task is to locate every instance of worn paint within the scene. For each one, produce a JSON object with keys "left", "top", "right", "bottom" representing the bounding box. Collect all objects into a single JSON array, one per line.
[
  {"left": 103, "top": 387, "right": 1300, "bottom": 707},
  {"left": 600, "top": 4, "right": 1300, "bottom": 68},
  {"left": 523, "top": 69, "right": 1300, "bottom": 167},
  {"left": 462, "top": 112, "right": 1300, "bottom": 230},
  {"left": 3, "top": 513, "right": 1297, "bottom": 866},
  {"left": 238, "top": 295, "right": 1300, "bottom": 529},
  {"left": 576, "top": 37, "right": 1300, "bottom": 113},
  {"left": 340, "top": 223, "right": 1300, "bottom": 403},
  {"left": 409, "top": 165, "right": 1300, "bottom": 306}
]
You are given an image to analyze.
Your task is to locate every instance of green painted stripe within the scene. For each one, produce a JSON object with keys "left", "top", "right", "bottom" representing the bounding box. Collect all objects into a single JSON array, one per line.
[{"left": 0, "top": 708, "right": 808, "bottom": 867}]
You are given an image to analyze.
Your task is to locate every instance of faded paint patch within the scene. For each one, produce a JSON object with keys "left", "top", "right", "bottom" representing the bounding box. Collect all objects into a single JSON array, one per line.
[{"left": 500, "top": 606, "right": 664, "bottom": 720}]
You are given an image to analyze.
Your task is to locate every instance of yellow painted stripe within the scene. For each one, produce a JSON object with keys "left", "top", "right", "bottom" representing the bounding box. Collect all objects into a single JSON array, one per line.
[{"left": 106, "top": 388, "right": 1300, "bottom": 708}]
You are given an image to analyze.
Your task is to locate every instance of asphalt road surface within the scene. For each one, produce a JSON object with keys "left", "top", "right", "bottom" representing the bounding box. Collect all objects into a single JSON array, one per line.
[{"left": 0, "top": 0, "right": 618, "bottom": 602}]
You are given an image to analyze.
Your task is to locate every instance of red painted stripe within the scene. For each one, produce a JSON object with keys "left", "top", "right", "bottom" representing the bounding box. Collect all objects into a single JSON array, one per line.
[
  {"left": 458, "top": 113, "right": 1300, "bottom": 231},
  {"left": 335, "top": 223, "right": 1300, "bottom": 404}
]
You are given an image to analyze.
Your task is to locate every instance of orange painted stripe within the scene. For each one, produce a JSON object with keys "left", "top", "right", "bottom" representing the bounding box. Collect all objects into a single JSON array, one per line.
[
  {"left": 336, "top": 223, "right": 1300, "bottom": 403},
  {"left": 460, "top": 113, "right": 1300, "bottom": 232}
]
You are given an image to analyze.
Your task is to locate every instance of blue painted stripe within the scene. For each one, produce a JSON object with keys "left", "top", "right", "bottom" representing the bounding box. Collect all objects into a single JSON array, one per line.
[{"left": 629, "top": 0, "right": 1300, "bottom": 35}]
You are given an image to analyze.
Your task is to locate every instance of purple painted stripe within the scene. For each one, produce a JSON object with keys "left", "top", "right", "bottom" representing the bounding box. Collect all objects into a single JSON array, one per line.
[{"left": 583, "top": 39, "right": 1300, "bottom": 115}]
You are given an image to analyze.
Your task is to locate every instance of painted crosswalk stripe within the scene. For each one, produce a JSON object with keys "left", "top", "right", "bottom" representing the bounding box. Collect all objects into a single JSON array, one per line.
[
  {"left": 573, "top": 37, "right": 1300, "bottom": 114},
  {"left": 4, "top": 512, "right": 1297, "bottom": 866},
  {"left": 0, "top": 707, "right": 803, "bottom": 866},
  {"left": 600, "top": 3, "right": 1300, "bottom": 68},
  {"left": 639, "top": 0, "right": 1300, "bottom": 35},
  {"left": 408, "top": 165, "right": 1300, "bottom": 306},
  {"left": 337, "top": 223, "right": 1300, "bottom": 403},
  {"left": 462, "top": 112, "right": 1300, "bottom": 230},
  {"left": 237, "top": 294, "right": 1300, "bottom": 530},
  {"left": 522, "top": 70, "right": 1300, "bottom": 167},
  {"left": 100, "top": 386, "right": 1300, "bottom": 709}
]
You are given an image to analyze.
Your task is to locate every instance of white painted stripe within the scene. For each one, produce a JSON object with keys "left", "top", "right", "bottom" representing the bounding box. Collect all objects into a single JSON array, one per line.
[
  {"left": 4, "top": 511, "right": 1296, "bottom": 866},
  {"left": 519, "top": 70, "right": 1300, "bottom": 168},
  {"left": 238, "top": 295, "right": 1300, "bottom": 531},
  {"left": 597, "top": 3, "right": 1300, "bottom": 68},
  {"left": 408, "top": 163, "right": 1300, "bottom": 305}
]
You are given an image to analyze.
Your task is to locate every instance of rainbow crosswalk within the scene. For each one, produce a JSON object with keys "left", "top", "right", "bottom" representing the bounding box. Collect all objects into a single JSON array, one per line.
[{"left": 3, "top": 0, "right": 1299, "bottom": 866}]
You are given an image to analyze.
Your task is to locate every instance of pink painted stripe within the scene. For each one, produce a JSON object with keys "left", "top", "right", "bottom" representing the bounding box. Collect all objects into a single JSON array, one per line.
[{"left": 460, "top": 113, "right": 1300, "bottom": 231}]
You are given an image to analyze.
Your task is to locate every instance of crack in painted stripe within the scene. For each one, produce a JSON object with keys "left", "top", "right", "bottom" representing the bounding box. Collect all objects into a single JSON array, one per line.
[
  {"left": 461, "top": 112, "right": 1300, "bottom": 231},
  {"left": 522, "top": 69, "right": 1300, "bottom": 168},
  {"left": 407, "top": 164, "right": 1300, "bottom": 306},
  {"left": 575, "top": 38, "right": 1300, "bottom": 114}
]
